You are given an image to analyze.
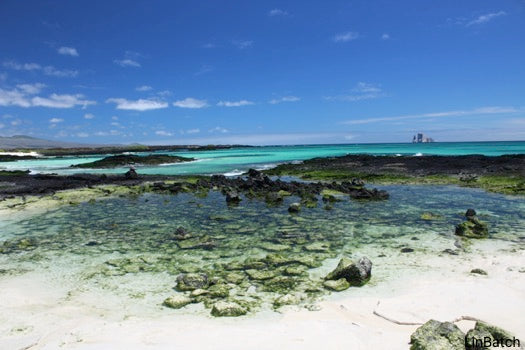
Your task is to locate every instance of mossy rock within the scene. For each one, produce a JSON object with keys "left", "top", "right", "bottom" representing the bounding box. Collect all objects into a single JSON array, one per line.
[
  {"left": 323, "top": 278, "right": 350, "bottom": 291},
  {"left": 260, "top": 242, "right": 291, "bottom": 252},
  {"left": 211, "top": 301, "right": 247, "bottom": 317},
  {"left": 176, "top": 273, "right": 209, "bottom": 291},
  {"left": 273, "top": 294, "right": 300, "bottom": 308},
  {"left": 283, "top": 265, "right": 308, "bottom": 276},
  {"left": 245, "top": 269, "right": 276, "bottom": 281},
  {"left": 455, "top": 218, "right": 489, "bottom": 239},
  {"left": 261, "top": 276, "right": 298, "bottom": 293},
  {"left": 325, "top": 257, "right": 372, "bottom": 286},
  {"left": 225, "top": 272, "right": 245, "bottom": 284},
  {"left": 466, "top": 321, "right": 517, "bottom": 347},
  {"left": 277, "top": 190, "right": 292, "bottom": 197},
  {"left": 410, "top": 319, "right": 465, "bottom": 350},
  {"left": 207, "top": 284, "right": 230, "bottom": 298},
  {"left": 163, "top": 294, "right": 193, "bottom": 309},
  {"left": 304, "top": 242, "right": 330, "bottom": 252},
  {"left": 420, "top": 212, "right": 443, "bottom": 221}
]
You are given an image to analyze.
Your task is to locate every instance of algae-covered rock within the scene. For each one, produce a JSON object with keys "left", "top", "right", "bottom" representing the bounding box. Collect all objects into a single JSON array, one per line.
[
  {"left": 176, "top": 273, "right": 209, "bottom": 291},
  {"left": 455, "top": 209, "right": 489, "bottom": 238},
  {"left": 260, "top": 242, "right": 291, "bottom": 252},
  {"left": 288, "top": 202, "right": 301, "bottom": 213},
  {"left": 323, "top": 278, "right": 350, "bottom": 291},
  {"left": 470, "top": 268, "right": 488, "bottom": 275},
  {"left": 163, "top": 294, "right": 193, "bottom": 309},
  {"left": 211, "top": 301, "right": 247, "bottom": 317},
  {"left": 262, "top": 276, "right": 297, "bottom": 292},
  {"left": 304, "top": 242, "right": 330, "bottom": 252},
  {"left": 410, "top": 319, "right": 465, "bottom": 350},
  {"left": 325, "top": 257, "right": 372, "bottom": 286},
  {"left": 274, "top": 294, "right": 300, "bottom": 307},
  {"left": 246, "top": 269, "right": 276, "bottom": 281},
  {"left": 420, "top": 212, "right": 443, "bottom": 221},
  {"left": 207, "top": 284, "right": 230, "bottom": 298},
  {"left": 466, "top": 321, "right": 518, "bottom": 348},
  {"left": 225, "top": 272, "right": 245, "bottom": 284}
]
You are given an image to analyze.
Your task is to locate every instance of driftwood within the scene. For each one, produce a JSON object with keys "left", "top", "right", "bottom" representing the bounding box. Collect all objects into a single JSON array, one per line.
[{"left": 372, "top": 301, "right": 483, "bottom": 326}]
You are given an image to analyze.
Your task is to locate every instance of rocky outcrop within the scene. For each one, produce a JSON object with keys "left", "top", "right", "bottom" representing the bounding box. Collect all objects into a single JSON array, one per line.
[
  {"left": 72, "top": 154, "right": 194, "bottom": 168},
  {"left": 175, "top": 273, "right": 209, "bottom": 291},
  {"left": 455, "top": 209, "right": 489, "bottom": 238},
  {"left": 163, "top": 294, "right": 193, "bottom": 309},
  {"left": 410, "top": 320, "right": 465, "bottom": 350},
  {"left": 324, "top": 257, "right": 372, "bottom": 287},
  {"left": 211, "top": 301, "right": 247, "bottom": 317}
]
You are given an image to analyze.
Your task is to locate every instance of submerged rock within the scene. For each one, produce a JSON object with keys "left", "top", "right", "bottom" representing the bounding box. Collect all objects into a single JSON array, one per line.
[
  {"left": 410, "top": 319, "right": 465, "bottom": 350},
  {"left": 323, "top": 278, "right": 350, "bottom": 291},
  {"left": 211, "top": 301, "right": 247, "bottom": 317},
  {"left": 176, "top": 273, "right": 209, "bottom": 291},
  {"left": 288, "top": 202, "right": 301, "bottom": 213},
  {"left": 455, "top": 209, "right": 489, "bottom": 238},
  {"left": 324, "top": 257, "right": 372, "bottom": 286},
  {"left": 163, "top": 294, "right": 193, "bottom": 309}
]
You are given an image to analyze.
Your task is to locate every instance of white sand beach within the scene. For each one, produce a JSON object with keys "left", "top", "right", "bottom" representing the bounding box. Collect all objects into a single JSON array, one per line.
[{"left": 1, "top": 234, "right": 524, "bottom": 350}]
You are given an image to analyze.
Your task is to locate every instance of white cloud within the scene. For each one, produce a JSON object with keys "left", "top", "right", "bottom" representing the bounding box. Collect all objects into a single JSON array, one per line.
[
  {"left": 269, "top": 96, "right": 300, "bottom": 104},
  {"left": 467, "top": 11, "right": 506, "bottom": 26},
  {"left": 202, "top": 43, "right": 216, "bottom": 49},
  {"left": 173, "top": 97, "right": 208, "bottom": 109},
  {"left": 269, "top": 9, "right": 287, "bottom": 16},
  {"left": 32, "top": 94, "right": 95, "bottom": 108},
  {"left": 114, "top": 59, "right": 141, "bottom": 68},
  {"left": 3, "top": 61, "right": 41, "bottom": 71},
  {"left": 106, "top": 98, "right": 168, "bottom": 111},
  {"left": 232, "top": 40, "right": 253, "bottom": 49},
  {"left": 217, "top": 100, "right": 254, "bottom": 107},
  {"left": 136, "top": 85, "right": 152, "bottom": 91},
  {"left": 10, "top": 119, "right": 21, "bottom": 126},
  {"left": 343, "top": 106, "right": 519, "bottom": 125},
  {"left": 381, "top": 33, "right": 390, "bottom": 40},
  {"left": 84, "top": 113, "right": 94, "bottom": 119},
  {"left": 333, "top": 32, "right": 359, "bottom": 42},
  {"left": 111, "top": 116, "right": 119, "bottom": 120},
  {"left": 155, "top": 130, "right": 173, "bottom": 136},
  {"left": 76, "top": 132, "right": 89, "bottom": 138},
  {"left": 16, "top": 83, "right": 46, "bottom": 95},
  {"left": 326, "top": 82, "right": 383, "bottom": 102},
  {"left": 186, "top": 128, "right": 200, "bottom": 134},
  {"left": 58, "top": 46, "right": 79, "bottom": 56},
  {"left": 157, "top": 90, "right": 172, "bottom": 97},
  {"left": 49, "top": 118, "right": 64, "bottom": 123},
  {"left": 43, "top": 66, "right": 78, "bottom": 77},
  {"left": 0, "top": 88, "right": 31, "bottom": 107},
  {"left": 209, "top": 126, "right": 229, "bottom": 133}
]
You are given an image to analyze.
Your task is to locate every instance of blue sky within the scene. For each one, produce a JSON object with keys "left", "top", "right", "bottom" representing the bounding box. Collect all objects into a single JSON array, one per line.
[{"left": 0, "top": 0, "right": 524, "bottom": 145}]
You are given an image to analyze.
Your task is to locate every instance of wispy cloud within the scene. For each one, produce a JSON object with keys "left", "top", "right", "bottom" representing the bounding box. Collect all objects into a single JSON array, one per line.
[
  {"left": 269, "top": 9, "right": 288, "bottom": 16},
  {"left": 84, "top": 113, "right": 94, "bottom": 119},
  {"left": 155, "top": 130, "right": 173, "bottom": 136},
  {"left": 0, "top": 87, "right": 94, "bottom": 108},
  {"left": 202, "top": 43, "right": 216, "bottom": 49},
  {"left": 342, "top": 106, "right": 519, "bottom": 125},
  {"left": 209, "top": 126, "right": 229, "bottom": 133},
  {"left": 232, "top": 40, "right": 253, "bottom": 49},
  {"left": 3, "top": 61, "right": 77, "bottom": 77},
  {"left": 32, "top": 94, "right": 95, "bottom": 108},
  {"left": 217, "top": 100, "right": 254, "bottom": 107},
  {"left": 114, "top": 59, "right": 141, "bottom": 68},
  {"left": 57, "top": 46, "right": 79, "bottom": 56},
  {"left": 173, "top": 97, "right": 208, "bottom": 109},
  {"left": 269, "top": 96, "right": 300, "bottom": 104},
  {"left": 186, "top": 128, "right": 200, "bottom": 134},
  {"left": 381, "top": 33, "right": 390, "bottom": 40},
  {"left": 43, "top": 66, "right": 78, "bottom": 77},
  {"left": 136, "top": 85, "right": 152, "bottom": 92},
  {"left": 326, "top": 82, "right": 383, "bottom": 102},
  {"left": 467, "top": 11, "right": 506, "bottom": 26},
  {"left": 16, "top": 83, "right": 46, "bottom": 95},
  {"left": 76, "top": 132, "right": 89, "bottom": 138},
  {"left": 3, "top": 61, "right": 41, "bottom": 71},
  {"left": 106, "top": 98, "right": 168, "bottom": 111},
  {"left": 333, "top": 32, "right": 359, "bottom": 42},
  {"left": 49, "top": 117, "right": 64, "bottom": 123}
]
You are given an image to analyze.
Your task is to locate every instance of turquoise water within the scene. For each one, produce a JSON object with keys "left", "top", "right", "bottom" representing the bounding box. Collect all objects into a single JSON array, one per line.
[{"left": 1, "top": 141, "right": 524, "bottom": 175}]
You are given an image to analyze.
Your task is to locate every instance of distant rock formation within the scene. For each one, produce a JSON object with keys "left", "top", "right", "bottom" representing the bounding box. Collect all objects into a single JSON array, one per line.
[{"left": 412, "top": 133, "right": 434, "bottom": 143}]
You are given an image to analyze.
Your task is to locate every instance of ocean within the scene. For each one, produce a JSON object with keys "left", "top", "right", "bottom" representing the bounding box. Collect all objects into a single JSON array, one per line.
[{"left": 1, "top": 141, "right": 524, "bottom": 175}]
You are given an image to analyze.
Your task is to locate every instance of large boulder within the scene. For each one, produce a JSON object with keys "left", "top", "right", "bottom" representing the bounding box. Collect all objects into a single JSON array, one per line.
[
  {"left": 455, "top": 209, "right": 488, "bottom": 238},
  {"left": 324, "top": 257, "right": 372, "bottom": 286},
  {"left": 410, "top": 319, "right": 465, "bottom": 350},
  {"left": 176, "top": 273, "right": 209, "bottom": 291},
  {"left": 465, "top": 321, "right": 518, "bottom": 349},
  {"left": 211, "top": 301, "right": 247, "bottom": 317}
]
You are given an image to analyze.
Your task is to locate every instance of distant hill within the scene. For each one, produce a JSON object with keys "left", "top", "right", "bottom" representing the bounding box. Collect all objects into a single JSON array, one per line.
[{"left": 0, "top": 135, "right": 99, "bottom": 149}]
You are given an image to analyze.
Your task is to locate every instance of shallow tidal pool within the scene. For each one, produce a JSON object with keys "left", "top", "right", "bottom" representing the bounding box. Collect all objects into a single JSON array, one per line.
[{"left": 1, "top": 185, "right": 524, "bottom": 315}]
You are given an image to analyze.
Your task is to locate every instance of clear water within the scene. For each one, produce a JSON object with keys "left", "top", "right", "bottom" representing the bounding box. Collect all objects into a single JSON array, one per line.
[
  {"left": 1, "top": 185, "right": 524, "bottom": 312},
  {"left": 1, "top": 141, "right": 524, "bottom": 175}
]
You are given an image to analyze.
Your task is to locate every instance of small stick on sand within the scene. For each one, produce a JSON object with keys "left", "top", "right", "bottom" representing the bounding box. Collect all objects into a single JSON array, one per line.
[{"left": 372, "top": 301, "right": 423, "bottom": 326}]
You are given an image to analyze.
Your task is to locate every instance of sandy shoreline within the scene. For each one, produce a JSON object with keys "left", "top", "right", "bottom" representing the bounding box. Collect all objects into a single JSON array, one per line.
[{"left": 1, "top": 234, "right": 524, "bottom": 349}]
